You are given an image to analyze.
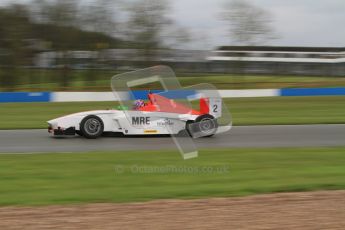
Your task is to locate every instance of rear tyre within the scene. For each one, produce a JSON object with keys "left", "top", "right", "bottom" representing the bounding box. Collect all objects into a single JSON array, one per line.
[
  {"left": 80, "top": 115, "right": 104, "bottom": 139},
  {"left": 187, "top": 114, "right": 218, "bottom": 137}
]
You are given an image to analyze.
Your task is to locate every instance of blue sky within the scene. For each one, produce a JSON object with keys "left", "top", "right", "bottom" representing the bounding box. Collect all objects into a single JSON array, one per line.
[{"left": 2, "top": 0, "right": 345, "bottom": 49}]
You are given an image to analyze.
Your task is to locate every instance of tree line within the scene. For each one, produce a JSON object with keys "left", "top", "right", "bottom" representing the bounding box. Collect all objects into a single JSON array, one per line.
[{"left": 0, "top": 0, "right": 274, "bottom": 90}]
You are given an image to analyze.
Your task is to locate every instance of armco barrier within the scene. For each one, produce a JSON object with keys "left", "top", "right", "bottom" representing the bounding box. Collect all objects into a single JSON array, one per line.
[
  {"left": 280, "top": 87, "right": 345, "bottom": 96},
  {"left": 0, "top": 92, "right": 50, "bottom": 103},
  {"left": 51, "top": 89, "right": 279, "bottom": 102},
  {"left": 0, "top": 88, "right": 344, "bottom": 103}
]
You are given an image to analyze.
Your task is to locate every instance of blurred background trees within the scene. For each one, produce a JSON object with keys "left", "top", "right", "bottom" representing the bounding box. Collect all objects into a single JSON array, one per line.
[
  {"left": 0, "top": 0, "right": 189, "bottom": 90},
  {"left": 220, "top": 0, "right": 276, "bottom": 87},
  {"left": 123, "top": 0, "right": 190, "bottom": 64},
  {"left": 221, "top": 0, "right": 275, "bottom": 46},
  {"left": 0, "top": 4, "right": 32, "bottom": 90},
  {"left": 0, "top": 0, "right": 343, "bottom": 92}
]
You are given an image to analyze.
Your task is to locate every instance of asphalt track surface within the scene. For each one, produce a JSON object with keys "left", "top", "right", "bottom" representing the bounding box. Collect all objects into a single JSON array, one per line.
[{"left": 0, "top": 125, "right": 344, "bottom": 153}]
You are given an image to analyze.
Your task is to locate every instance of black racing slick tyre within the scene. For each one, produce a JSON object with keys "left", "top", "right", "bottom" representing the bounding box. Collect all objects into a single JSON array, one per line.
[
  {"left": 187, "top": 114, "right": 218, "bottom": 137},
  {"left": 80, "top": 115, "right": 104, "bottom": 139}
]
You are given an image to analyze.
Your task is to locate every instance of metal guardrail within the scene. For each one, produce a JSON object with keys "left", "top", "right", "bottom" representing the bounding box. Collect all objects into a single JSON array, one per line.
[{"left": 0, "top": 88, "right": 345, "bottom": 103}]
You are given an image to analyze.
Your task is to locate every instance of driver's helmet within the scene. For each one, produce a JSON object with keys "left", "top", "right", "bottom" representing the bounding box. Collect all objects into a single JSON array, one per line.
[{"left": 133, "top": 99, "right": 145, "bottom": 110}]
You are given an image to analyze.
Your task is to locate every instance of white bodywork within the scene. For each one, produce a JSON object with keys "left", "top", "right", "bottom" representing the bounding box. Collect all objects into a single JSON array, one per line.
[{"left": 48, "top": 110, "right": 199, "bottom": 135}]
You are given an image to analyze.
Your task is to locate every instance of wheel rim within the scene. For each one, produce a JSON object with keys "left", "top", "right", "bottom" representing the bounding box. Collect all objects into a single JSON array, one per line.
[
  {"left": 199, "top": 118, "right": 215, "bottom": 135},
  {"left": 84, "top": 118, "right": 101, "bottom": 135}
]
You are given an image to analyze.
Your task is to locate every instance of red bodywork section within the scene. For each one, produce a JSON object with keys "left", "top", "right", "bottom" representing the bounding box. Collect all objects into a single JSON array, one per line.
[{"left": 138, "top": 93, "right": 208, "bottom": 115}]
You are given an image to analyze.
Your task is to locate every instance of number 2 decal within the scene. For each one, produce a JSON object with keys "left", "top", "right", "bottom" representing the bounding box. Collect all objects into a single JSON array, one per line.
[{"left": 213, "top": 104, "right": 218, "bottom": 113}]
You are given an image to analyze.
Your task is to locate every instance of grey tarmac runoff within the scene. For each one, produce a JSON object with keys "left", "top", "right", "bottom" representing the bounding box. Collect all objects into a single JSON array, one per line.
[{"left": 0, "top": 124, "right": 344, "bottom": 153}]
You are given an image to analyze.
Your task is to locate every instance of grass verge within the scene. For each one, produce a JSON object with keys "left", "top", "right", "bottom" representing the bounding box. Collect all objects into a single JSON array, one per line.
[
  {"left": 3, "top": 69, "right": 345, "bottom": 91},
  {"left": 0, "top": 147, "right": 344, "bottom": 206},
  {"left": 0, "top": 96, "right": 344, "bottom": 129}
]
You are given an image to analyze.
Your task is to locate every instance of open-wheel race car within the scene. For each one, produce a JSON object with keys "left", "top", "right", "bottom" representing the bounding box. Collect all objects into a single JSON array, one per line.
[
  {"left": 48, "top": 92, "right": 222, "bottom": 139},
  {"left": 48, "top": 66, "right": 231, "bottom": 140}
]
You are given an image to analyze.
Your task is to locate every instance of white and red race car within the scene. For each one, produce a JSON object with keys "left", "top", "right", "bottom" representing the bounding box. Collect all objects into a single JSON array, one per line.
[{"left": 47, "top": 92, "right": 223, "bottom": 139}]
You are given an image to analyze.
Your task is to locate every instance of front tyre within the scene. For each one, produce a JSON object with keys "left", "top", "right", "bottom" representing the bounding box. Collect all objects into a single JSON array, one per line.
[{"left": 80, "top": 115, "right": 104, "bottom": 139}]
